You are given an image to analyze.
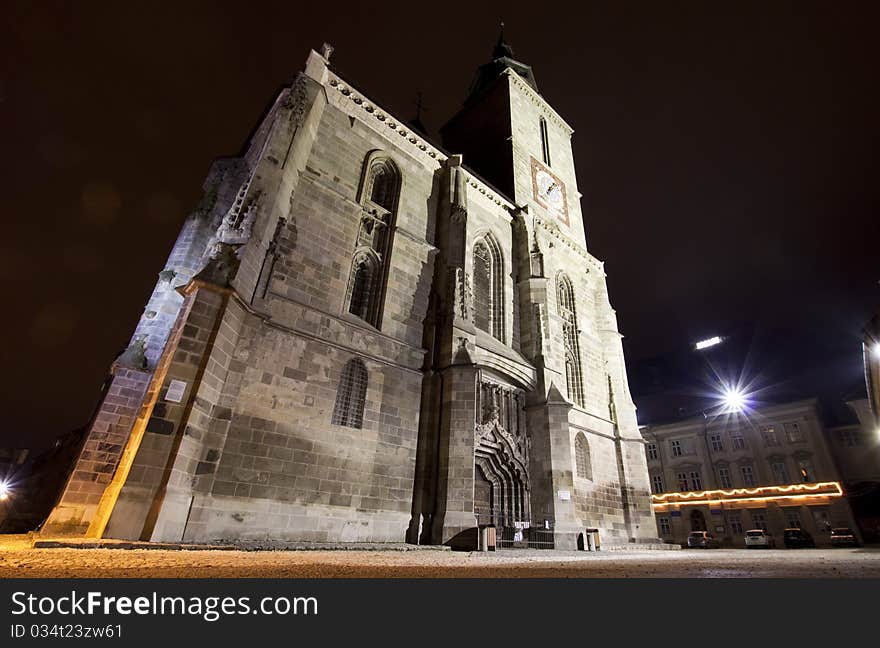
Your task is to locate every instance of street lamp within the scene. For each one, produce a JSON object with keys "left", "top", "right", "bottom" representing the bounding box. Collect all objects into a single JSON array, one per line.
[
  {"left": 0, "top": 481, "right": 9, "bottom": 501},
  {"left": 720, "top": 386, "right": 747, "bottom": 413}
]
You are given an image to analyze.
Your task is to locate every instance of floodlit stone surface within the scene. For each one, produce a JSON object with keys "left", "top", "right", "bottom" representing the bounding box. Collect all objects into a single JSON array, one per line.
[{"left": 1, "top": 537, "right": 878, "bottom": 578}]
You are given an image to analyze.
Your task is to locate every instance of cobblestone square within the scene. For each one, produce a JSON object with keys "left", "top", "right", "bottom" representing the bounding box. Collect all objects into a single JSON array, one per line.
[{"left": 1, "top": 536, "right": 878, "bottom": 578}]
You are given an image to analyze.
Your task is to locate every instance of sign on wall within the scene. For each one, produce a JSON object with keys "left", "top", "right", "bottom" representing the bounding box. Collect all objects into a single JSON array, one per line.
[{"left": 165, "top": 379, "right": 188, "bottom": 403}]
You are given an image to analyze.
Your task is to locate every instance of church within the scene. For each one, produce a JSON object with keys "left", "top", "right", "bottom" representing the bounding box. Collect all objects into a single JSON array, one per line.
[{"left": 43, "top": 35, "right": 660, "bottom": 550}]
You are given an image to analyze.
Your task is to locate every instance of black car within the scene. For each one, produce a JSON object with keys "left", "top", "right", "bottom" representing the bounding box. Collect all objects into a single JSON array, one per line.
[
  {"left": 830, "top": 527, "right": 860, "bottom": 547},
  {"left": 783, "top": 528, "right": 815, "bottom": 548}
]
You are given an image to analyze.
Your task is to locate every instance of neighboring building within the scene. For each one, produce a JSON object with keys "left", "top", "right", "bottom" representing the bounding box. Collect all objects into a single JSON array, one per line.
[
  {"left": 828, "top": 399, "right": 880, "bottom": 542},
  {"left": 0, "top": 429, "right": 88, "bottom": 533},
  {"left": 642, "top": 399, "right": 861, "bottom": 547},
  {"left": 42, "top": 36, "right": 658, "bottom": 550}
]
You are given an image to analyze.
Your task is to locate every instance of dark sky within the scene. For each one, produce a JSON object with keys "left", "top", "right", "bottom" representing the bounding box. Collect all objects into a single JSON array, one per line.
[{"left": 2, "top": 1, "right": 878, "bottom": 450}]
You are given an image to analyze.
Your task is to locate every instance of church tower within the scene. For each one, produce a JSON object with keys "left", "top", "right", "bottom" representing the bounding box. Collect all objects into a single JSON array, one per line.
[{"left": 423, "top": 31, "right": 659, "bottom": 548}]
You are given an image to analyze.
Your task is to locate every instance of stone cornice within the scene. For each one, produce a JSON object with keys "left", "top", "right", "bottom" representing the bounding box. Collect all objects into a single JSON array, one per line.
[
  {"left": 247, "top": 290, "right": 427, "bottom": 374},
  {"left": 534, "top": 215, "right": 603, "bottom": 271},
  {"left": 325, "top": 72, "right": 515, "bottom": 220},
  {"left": 328, "top": 73, "right": 445, "bottom": 165}
]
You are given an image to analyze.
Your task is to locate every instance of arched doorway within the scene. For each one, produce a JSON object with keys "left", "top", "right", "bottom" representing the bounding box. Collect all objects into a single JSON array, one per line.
[{"left": 690, "top": 509, "right": 707, "bottom": 531}]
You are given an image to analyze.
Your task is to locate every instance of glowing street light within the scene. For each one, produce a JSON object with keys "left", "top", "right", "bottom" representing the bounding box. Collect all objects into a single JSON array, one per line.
[
  {"left": 0, "top": 481, "right": 9, "bottom": 501},
  {"left": 720, "top": 386, "right": 747, "bottom": 413},
  {"left": 872, "top": 343, "right": 880, "bottom": 360},
  {"left": 695, "top": 336, "right": 723, "bottom": 351}
]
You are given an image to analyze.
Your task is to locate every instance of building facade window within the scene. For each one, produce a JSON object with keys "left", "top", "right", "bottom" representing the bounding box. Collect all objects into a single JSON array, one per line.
[
  {"left": 785, "top": 421, "right": 804, "bottom": 443},
  {"left": 557, "top": 273, "right": 584, "bottom": 407},
  {"left": 750, "top": 511, "right": 768, "bottom": 531},
  {"left": 646, "top": 443, "right": 658, "bottom": 461},
  {"left": 740, "top": 464, "right": 756, "bottom": 486},
  {"left": 761, "top": 425, "right": 780, "bottom": 446},
  {"left": 347, "top": 154, "right": 401, "bottom": 328},
  {"left": 718, "top": 466, "right": 732, "bottom": 488},
  {"left": 676, "top": 472, "right": 689, "bottom": 491},
  {"left": 331, "top": 358, "right": 368, "bottom": 429},
  {"left": 574, "top": 433, "right": 592, "bottom": 480},
  {"left": 689, "top": 471, "right": 703, "bottom": 490},
  {"left": 473, "top": 234, "right": 505, "bottom": 342},
  {"left": 710, "top": 434, "right": 723, "bottom": 452},
  {"left": 727, "top": 513, "right": 743, "bottom": 535},
  {"left": 770, "top": 460, "right": 789, "bottom": 484},
  {"left": 651, "top": 474, "right": 664, "bottom": 494},
  {"left": 731, "top": 433, "right": 746, "bottom": 450},
  {"left": 785, "top": 509, "right": 801, "bottom": 529},
  {"left": 839, "top": 429, "right": 861, "bottom": 447},
  {"left": 671, "top": 440, "right": 683, "bottom": 457},
  {"left": 796, "top": 458, "right": 814, "bottom": 482},
  {"left": 347, "top": 253, "right": 379, "bottom": 322},
  {"left": 658, "top": 517, "right": 671, "bottom": 536},
  {"left": 539, "top": 116, "right": 551, "bottom": 166},
  {"left": 812, "top": 508, "right": 830, "bottom": 532}
]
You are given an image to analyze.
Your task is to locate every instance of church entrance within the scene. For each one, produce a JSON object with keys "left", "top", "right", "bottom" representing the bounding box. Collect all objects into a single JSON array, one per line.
[{"left": 473, "top": 377, "right": 552, "bottom": 548}]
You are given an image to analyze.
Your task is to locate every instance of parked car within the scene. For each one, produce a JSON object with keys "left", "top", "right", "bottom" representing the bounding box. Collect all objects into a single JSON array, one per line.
[
  {"left": 830, "top": 527, "right": 860, "bottom": 547},
  {"left": 783, "top": 528, "right": 815, "bottom": 548},
  {"left": 687, "top": 531, "right": 720, "bottom": 548},
  {"left": 744, "top": 529, "right": 776, "bottom": 548}
]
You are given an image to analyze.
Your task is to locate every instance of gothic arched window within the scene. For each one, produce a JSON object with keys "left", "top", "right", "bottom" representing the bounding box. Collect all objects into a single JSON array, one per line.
[
  {"left": 557, "top": 273, "right": 584, "bottom": 407},
  {"left": 574, "top": 433, "right": 592, "bottom": 480},
  {"left": 347, "top": 253, "right": 378, "bottom": 323},
  {"left": 539, "top": 116, "right": 551, "bottom": 166},
  {"left": 368, "top": 161, "right": 399, "bottom": 212},
  {"left": 472, "top": 234, "right": 504, "bottom": 342},
  {"left": 331, "top": 358, "right": 368, "bottom": 429},
  {"left": 345, "top": 154, "right": 402, "bottom": 329}
]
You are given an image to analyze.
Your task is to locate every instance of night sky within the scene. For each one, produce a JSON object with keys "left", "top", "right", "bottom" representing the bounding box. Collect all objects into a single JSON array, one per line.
[{"left": 3, "top": 2, "right": 878, "bottom": 450}]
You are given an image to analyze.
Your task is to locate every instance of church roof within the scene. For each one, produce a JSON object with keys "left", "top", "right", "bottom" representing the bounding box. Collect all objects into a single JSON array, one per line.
[{"left": 465, "top": 29, "right": 538, "bottom": 106}]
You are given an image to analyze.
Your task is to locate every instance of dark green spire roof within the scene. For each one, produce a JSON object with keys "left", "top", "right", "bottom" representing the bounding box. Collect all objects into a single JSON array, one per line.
[{"left": 465, "top": 28, "right": 538, "bottom": 106}]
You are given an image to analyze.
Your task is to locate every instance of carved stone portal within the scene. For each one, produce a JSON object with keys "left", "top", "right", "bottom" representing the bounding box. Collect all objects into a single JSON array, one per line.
[{"left": 474, "top": 375, "right": 530, "bottom": 529}]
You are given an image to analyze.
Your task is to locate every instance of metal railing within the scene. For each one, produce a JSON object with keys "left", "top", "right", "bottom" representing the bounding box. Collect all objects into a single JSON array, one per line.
[{"left": 474, "top": 508, "right": 555, "bottom": 550}]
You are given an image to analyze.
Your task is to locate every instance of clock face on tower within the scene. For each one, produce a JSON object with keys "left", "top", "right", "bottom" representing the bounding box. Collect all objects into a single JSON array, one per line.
[{"left": 530, "top": 157, "right": 569, "bottom": 226}]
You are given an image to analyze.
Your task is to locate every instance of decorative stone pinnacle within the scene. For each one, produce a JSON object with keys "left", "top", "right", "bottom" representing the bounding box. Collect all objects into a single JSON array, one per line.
[{"left": 116, "top": 334, "right": 148, "bottom": 370}]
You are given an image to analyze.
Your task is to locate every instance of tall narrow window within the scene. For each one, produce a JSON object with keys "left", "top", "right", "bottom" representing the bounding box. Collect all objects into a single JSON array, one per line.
[
  {"left": 557, "top": 273, "right": 584, "bottom": 407},
  {"left": 346, "top": 154, "right": 402, "bottom": 329},
  {"left": 539, "top": 116, "right": 551, "bottom": 166},
  {"left": 369, "top": 164, "right": 398, "bottom": 211},
  {"left": 331, "top": 358, "right": 368, "bottom": 429},
  {"left": 347, "top": 254, "right": 377, "bottom": 321},
  {"left": 658, "top": 517, "right": 671, "bottom": 536},
  {"left": 651, "top": 474, "right": 664, "bottom": 494},
  {"left": 574, "top": 433, "right": 592, "bottom": 480},
  {"left": 796, "top": 458, "right": 813, "bottom": 482},
  {"left": 472, "top": 234, "right": 504, "bottom": 342},
  {"left": 727, "top": 513, "right": 743, "bottom": 535},
  {"left": 770, "top": 460, "right": 789, "bottom": 484}
]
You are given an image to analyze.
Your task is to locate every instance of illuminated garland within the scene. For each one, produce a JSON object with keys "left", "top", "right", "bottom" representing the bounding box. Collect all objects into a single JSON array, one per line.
[{"left": 651, "top": 481, "right": 843, "bottom": 508}]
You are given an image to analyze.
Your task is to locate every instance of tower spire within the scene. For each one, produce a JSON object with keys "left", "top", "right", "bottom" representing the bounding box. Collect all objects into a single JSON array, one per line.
[
  {"left": 461, "top": 23, "right": 538, "bottom": 106},
  {"left": 493, "top": 19, "right": 515, "bottom": 60}
]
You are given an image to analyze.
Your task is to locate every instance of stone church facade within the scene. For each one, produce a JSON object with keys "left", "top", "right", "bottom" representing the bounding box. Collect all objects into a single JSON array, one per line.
[{"left": 44, "top": 38, "right": 659, "bottom": 550}]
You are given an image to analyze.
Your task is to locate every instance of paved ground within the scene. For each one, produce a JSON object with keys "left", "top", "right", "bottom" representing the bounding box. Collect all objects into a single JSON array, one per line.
[{"left": 2, "top": 535, "right": 878, "bottom": 577}]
